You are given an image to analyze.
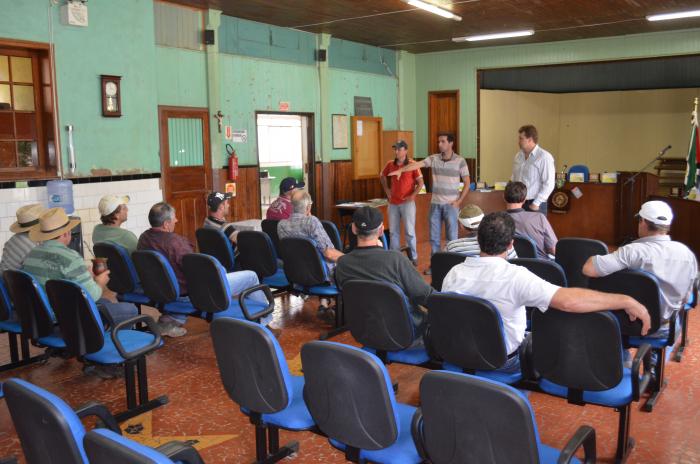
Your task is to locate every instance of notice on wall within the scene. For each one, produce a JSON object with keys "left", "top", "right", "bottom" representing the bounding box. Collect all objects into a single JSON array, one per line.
[
  {"left": 279, "top": 101, "right": 290, "bottom": 111},
  {"left": 225, "top": 182, "right": 236, "bottom": 197},
  {"left": 357, "top": 120, "right": 363, "bottom": 136},
  {"left": 232, "top": 129, "right": 248, "bottom": 143}
]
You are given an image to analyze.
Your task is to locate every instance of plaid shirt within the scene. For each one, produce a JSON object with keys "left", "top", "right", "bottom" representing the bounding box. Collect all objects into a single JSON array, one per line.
[
  {"left": 137, "top": 229, "right": 194, "bottom": 294},
  {"left": 277, "top": 213, "right": 336, "bottom": 272}
]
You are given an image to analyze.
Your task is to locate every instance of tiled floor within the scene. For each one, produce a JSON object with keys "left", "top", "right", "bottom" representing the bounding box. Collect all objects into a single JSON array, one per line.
[{"left": 0, "top": 242, "right": 698, "bottom": 463}]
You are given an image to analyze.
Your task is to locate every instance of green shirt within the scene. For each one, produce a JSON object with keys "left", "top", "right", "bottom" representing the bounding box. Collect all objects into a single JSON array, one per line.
[
  {"left": 92, "top": 224, "right": 138, "bottom": 254},
  {"left": 22, "top": 240, "right": 102, "bottom": 301}
]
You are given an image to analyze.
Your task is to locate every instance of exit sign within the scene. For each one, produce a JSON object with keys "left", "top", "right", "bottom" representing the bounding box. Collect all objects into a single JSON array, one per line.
[{"left": 279, "top": 101, "right": 290, "bottom": 112}]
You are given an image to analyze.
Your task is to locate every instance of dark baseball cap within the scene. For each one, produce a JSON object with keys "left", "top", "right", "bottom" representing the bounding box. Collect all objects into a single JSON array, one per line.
[
  {"left": 392, "top": 140, "right": 408, "bottom": 150},
  {"left": 207, "top": 191, "right": 232, "bottom": 210},
  {"left": 352, "top": 206, "right": 383, "bottom": 232},
  {"left": 280, "top": 177, "right": 305, "bottom": 194}
]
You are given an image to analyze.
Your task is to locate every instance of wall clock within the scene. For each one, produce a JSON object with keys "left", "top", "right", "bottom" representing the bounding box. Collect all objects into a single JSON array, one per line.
[{"left": 100, "top": 75, "right": 121, "bottom": 117}]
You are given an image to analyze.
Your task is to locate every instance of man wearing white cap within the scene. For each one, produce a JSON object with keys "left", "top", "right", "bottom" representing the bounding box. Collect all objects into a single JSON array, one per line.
[
  {"left": 445, "top": 204, "right": 517, "bottom": 260},
  {"left": 0, "top": 204, "right": 46, "bottom": 272},
  {"left": 583, "top": 200, "right": 698, "bottom": 372},
  {"left": 93, "top": 195, "right": 138, "bottom": 254}
]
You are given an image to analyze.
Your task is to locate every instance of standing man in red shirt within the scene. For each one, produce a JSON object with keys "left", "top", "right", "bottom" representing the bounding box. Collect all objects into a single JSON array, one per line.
[
  {"left": 380, "top": 140, "right": 424, "bottom": 265},
  {"left": 266, "top": 177, "right": 305, "bottom": 221}
]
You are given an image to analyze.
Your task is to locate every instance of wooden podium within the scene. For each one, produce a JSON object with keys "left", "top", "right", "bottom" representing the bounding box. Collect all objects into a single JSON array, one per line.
[{"left": 616, "top": 172, "right": 659, "bottom": 245}]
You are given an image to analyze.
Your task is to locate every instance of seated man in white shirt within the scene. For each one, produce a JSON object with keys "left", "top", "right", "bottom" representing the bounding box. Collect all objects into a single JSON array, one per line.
[
  {"left": 442, "top": 211, "right": 650, "bottom": 374},
  {"left": 582, "top": 200, "right": 698, "bottom": 372}
]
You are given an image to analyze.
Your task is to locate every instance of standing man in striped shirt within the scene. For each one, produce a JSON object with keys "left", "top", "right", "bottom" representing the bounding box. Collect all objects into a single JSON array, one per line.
[
  {"left": 0, "top": 204, "right": 46, "bottom": 272},
  {"left": 388, "top": 133, "right": 470, "bottom": 275},
  {"left": 511, "top": 125, "right": 555, "bottom": 215}
]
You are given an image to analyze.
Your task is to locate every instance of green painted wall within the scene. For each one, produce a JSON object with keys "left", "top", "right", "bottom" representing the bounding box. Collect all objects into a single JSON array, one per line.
[
  {"left": 1, "top": 0, "right": 160, "bottom": 176},
  {"left": 413, "top": 28, "right": 700, "bottom": 162},
  {"left": 155, "top": 47, "right": 208, "bottom": 107},
  {"left": 398, "top": 51, "right": 416, "bottom": 132},
  {"left": 328, "top": 68, "right": 399, "bottom": 161}
]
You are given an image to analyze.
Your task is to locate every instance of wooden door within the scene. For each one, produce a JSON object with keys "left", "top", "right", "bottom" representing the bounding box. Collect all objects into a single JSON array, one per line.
[
  {"left": 428, "top": 90, "right": 459, "bottom": 155},
  {"left": 158, "top": 106, "right": 211, "bottom": 245},
  {"left": 351, "top": 116, "right": 382, "bottom": 180}
]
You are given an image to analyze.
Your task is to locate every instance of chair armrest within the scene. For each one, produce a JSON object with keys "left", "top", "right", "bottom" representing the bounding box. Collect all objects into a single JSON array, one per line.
[
  {"left": 74, "top": 401, "right": 121, "bottom": 433},
  {"left": 155, "top": 441, "right": 205, "bottom": 464},
  {"left": 239, "top": 284, "right": 275, "bottom": 322},
  {"left": 111, "top": 315, "right": 162, "bottom": 360},
  {"left": 410, "top": 407, "right": 428, "bottom": 460},
  {"left": 631, "top": 342, "right": 652, "bottom": 401},
  {"left": 96, "top": 305, "right": 116, "bottom": 329},
  {"left": 557, "top": 425, "right": 596, "bottom": 464}
]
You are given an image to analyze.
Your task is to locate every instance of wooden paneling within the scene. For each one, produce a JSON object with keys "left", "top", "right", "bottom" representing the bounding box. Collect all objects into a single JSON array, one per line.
[
  {"left": 649, "top": 195, "right": 700, "bottom": 260},
  {"left": 351, "top": 116, "right": 382, "bottom": 180},
  {"left": 167, "top": 0, "right": 700, "bottom": 53},
  {"left": 212, "top": 166, "right": 261, "bottom": 221},
  {"left": 428, "top": 91, "right": 459, "bottom": 155},
  {"left": 547, "top": 183, "right": 619, "bottom": 244}
]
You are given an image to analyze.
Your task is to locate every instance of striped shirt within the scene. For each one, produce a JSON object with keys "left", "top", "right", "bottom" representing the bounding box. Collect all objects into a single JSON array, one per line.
[
  {"left": 423, "top": 153, "right": 469, "bottom": 204},
  {"left": 203, "top": 216, "right": 238, "bottom": 242},
  {"left": 21, "top": 240, "right": 102, "bottom": 301},
  {"left": 446, "top": 235, "right": 518, "bottom": 260},
  {"left": 0, "top": 232, "right": 38, "bottom": 272}
]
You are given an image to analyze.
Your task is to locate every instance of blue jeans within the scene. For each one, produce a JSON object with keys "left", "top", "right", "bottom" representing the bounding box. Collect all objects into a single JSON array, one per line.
[
  {"left": 524, "top": 200, "right": 548, "bottom": 215},
  {"left": 388, "top": 201, "right": 417, "bottom": 262},
  {"left": 96, "top": 298, "right": 138, "bottom": 326},
  {"left": 429, "top": 203, "right": 459, "bottom": 255}
]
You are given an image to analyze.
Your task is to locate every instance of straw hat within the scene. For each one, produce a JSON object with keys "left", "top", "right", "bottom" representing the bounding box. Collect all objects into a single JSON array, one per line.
[
  {"left": 29, "top": 208, "right": 81, "bottom": 242},
  {"left": 10, "top": 204, "right": 47, "bottom": 234}
]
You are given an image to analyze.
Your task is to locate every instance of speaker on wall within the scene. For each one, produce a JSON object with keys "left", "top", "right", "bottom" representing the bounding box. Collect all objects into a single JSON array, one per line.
[
  {"left": 316, "top": 49, "right": 327, "bottom": 62},
  {"left": 204, "top": 29, "right": 215, "bottom": 45}
]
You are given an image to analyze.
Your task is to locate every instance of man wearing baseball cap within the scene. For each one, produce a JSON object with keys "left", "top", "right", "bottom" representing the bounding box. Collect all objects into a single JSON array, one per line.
[
  {"left": 0, "top": 203, "right": 46, "bottom": 272},
  {"left": 583, "top": 200, "right": 698, "bottom": 376},
  {"left": 336, "top": 206, "right": 433, "bottom": 335},
  {"left": 445, "top": 204, "right": 516, "bottom": 260},
  {"left": 266, "top": 177, "right": 305, "bottom": 221},
  {"left": 93, "top": 195, "right": 138, "bottom": 254},
  {"left": 380, "top": 140, "right": 423, "bottom": 266},
  {"left": 203, "top": 191, "right": 238, "bottom": 243}
]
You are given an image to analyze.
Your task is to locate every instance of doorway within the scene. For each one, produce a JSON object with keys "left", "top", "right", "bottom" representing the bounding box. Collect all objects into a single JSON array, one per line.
[
  {"left": 255, "top": 112, "right": 314, "bottom": 218},
  {"left": 158, "top": 106, "right": 211, "bottom": 245}
]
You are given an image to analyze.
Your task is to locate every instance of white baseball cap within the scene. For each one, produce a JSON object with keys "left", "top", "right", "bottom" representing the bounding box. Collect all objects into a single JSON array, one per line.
[
  {"left": 458, "top": 204, "right": 484, "bottom": 229},
  {"left": 637, "top": 200, "right": 673, "bottom": 226},
  {"left": 98, "top": 195, "right": 130, "bottom": 216}
]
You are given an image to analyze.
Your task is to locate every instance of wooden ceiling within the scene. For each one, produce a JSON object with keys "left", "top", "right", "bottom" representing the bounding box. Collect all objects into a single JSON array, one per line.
[{"left": 168, "top": 0, "right": 700, "bottom": 53}]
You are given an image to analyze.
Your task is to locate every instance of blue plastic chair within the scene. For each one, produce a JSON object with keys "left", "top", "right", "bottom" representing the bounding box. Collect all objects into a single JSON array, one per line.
[
  {"left": 301, "top": 341, "right": 421, "bottom": 463},
  {"left": 46, "top": 279, "right": 167, "bottom": 422},
  {"left": 236, "top": 230, "right": 290, "bottom": 291},
  {"left": 211, "top": 318, "right": 315, "bottom": 463},
  {"left": 513, "top": 233, "right": 538, "bottom": 259},
  {"left": 84, "top": 429, "right": 204, "bottom": 464},
  {"left": 195, "top": 227, "right": 235, "bottom": 273},
  {"left": 132, "top": 250, "right": 198, "bottom": 318},
  {"left": 0, "top": 275, "right": 38, "bottom": 371},
  {"left": 568, "top": 164, "right": 590, "bottom": 182},
  {"left": 412, "top": 371, "right": 596, "bottom": 463},
  {"left": 93, "top": 242, "right": 151, "bottom": 307}
]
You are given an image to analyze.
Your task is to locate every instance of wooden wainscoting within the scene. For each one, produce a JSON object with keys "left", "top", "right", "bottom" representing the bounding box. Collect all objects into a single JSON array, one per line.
[{"left": 212, "top": 166, "right": 261, "bottom": 221}]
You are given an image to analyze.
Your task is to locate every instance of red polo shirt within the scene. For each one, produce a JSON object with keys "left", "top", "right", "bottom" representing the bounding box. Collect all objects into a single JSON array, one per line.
[{"left": 381, "top": 160, "right": 422, "bottom": 205}]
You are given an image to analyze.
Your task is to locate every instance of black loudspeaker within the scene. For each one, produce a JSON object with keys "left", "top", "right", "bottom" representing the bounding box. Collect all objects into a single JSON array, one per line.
[
  {"left": 316, "top": 49, "right": 327, "bottom": 62},
  {"left": 204, "top": 29, "right": 215, "bottom": 45}
]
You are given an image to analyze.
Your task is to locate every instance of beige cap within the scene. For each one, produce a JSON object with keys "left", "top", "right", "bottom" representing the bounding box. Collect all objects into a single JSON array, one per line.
[
  {"left": 98, "top": 195, "right": 130, "bottom": 216},
  {"left": 458, "top": 204, "right": 484, "bottom": 229},
  {"left": 28, "top": 208, "right": 81, "bottom": 242},
  {"left": 10, "top": 204, "right": 47, "bottom": 234}
]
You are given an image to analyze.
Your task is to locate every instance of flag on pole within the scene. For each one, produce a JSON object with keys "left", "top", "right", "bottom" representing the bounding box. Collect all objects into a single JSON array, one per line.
[{"left": 684, "top": 98, "right": 699, "bottom": 193}]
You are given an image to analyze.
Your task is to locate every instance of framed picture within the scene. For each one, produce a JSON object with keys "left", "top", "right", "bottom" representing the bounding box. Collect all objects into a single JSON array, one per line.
[{"left": 332, "top": 114, "right": 349, "bottom": 149}]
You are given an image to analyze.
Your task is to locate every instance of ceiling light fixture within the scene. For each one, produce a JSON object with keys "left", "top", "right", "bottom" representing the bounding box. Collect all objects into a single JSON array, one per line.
[
  {"left": 453, "top": 29, "right": 534, "bottom": 42},
  {"left": 405, "top": 0, "right": 462, "bottom": 21},
  {"left": 646, "top": 9, "right": 700, "bottom": 21}
]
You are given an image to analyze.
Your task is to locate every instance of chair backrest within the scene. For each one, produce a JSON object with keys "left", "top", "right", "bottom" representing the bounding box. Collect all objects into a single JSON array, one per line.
[
  {"left": 321, "top": 220, "right": 342, "bottom": 251},
  {"left": 532, "top": 309, "right": 623, "bottom": 392},
  {"left": 417, "top": 371, "right": 540, "bottom": 464},
  {"left": 513, "top": 234, "right": 537, "bottom": 259},
  {"left": 4, "top": 378, "right": 88, "bottom": 464},
  {"left": 509, "top": 258, "right": 567, "bottom": 287},
  {"left": 588, "top": 268, "right": 663, "bottom": 336},
  {"left": 342, "top": 280, "right": 415, "bottom": 352},
  {"left": 182, "top": 253, "right": 231, "bottom": 314},
  {"left": 426, "top": 293, "right": 508, "bottom": 371},
  {"left": 132, "top": 250, "right": 180, "bottom": 304},
  {"left": 429, "top": 252, "right": 465, "bottom": 291},
  {"left": 46, "top": 279, "right": 105, "bottom": 358},
  {"left": 0, "top": 275, "right": 14, "bottom": 322},
  {"left": 261, "top": 219, "right": 281, "bottom": 253},
  {"left": 278, "top": 237, "right": 330, "bottom": 287},
  {"left": 568, "top": 164, "right": 590, "bottom": 182},
  {"left": 84, "top": 429, "right": 176, "bottom": 464},
  {"left": 210, "top": 318, "right": 293, "bottom": 414},
  {"left": 93, "top": 242, "right": 139, "bottom": 294},
  {"left": 301, "top": 341, "right": 399, "bottom": 451},
  {"left": 236, "top": 230, "right": 279, "bottom": 279},
  {"left": 3, "top": 270, "right": 55, "bottom": 339},
  {"left": 195, "top": 228, "right": 235, "bottom": 272},
  {"left": 555, "top": 237, "right": 607, "bottom": 288}
]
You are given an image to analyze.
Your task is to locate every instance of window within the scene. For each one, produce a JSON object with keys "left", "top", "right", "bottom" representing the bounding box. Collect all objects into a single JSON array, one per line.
[{"left": 0, "top": 42, "right": 57, "bottom": 180}]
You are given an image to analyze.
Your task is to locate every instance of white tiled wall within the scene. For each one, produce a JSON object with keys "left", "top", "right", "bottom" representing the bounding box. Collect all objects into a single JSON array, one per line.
[{"left": 0, "top": 178, "right": 163, "bottom": 255}]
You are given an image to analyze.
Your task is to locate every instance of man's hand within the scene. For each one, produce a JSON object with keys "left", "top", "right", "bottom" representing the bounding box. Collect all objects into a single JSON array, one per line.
[
  {"left": 451, "top": 200, "right": 461, "bottom": 209},
  {"left": 388, "top": 170, "right": 402, "bottom": 177},
  {"left": 95, "top": 270, "right": 111, "bottom": 288},
  {"left": 406, "top": 193, "right": 416, "bottom": 202},
  {"left": 624, "top": 298, "right": 651, "bottom": 336},
  {"left": 384, "top": 189, "right": 392, "bottom": 199},
  {"left": 529, "top": 202, "right": 540, "bottom": 211}
]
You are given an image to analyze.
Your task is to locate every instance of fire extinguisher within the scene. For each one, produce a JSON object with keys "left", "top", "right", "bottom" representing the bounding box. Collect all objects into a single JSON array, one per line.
[{"left": 226, "top": 143, "right": 238, "bottom": 181}]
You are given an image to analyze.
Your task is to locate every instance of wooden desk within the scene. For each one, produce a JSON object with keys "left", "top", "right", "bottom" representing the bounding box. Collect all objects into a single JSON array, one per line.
[{"left": 548, "top": 182, "right": 618, "bottom": 244}]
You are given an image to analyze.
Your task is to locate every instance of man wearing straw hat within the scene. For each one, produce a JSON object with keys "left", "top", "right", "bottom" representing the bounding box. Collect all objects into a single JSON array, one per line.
[
  {"left": 0, "top": 204, "right": 46, "bottom": 272},
  {"left": 22, "top": 208, "right": 138, "bottom": 328}
]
